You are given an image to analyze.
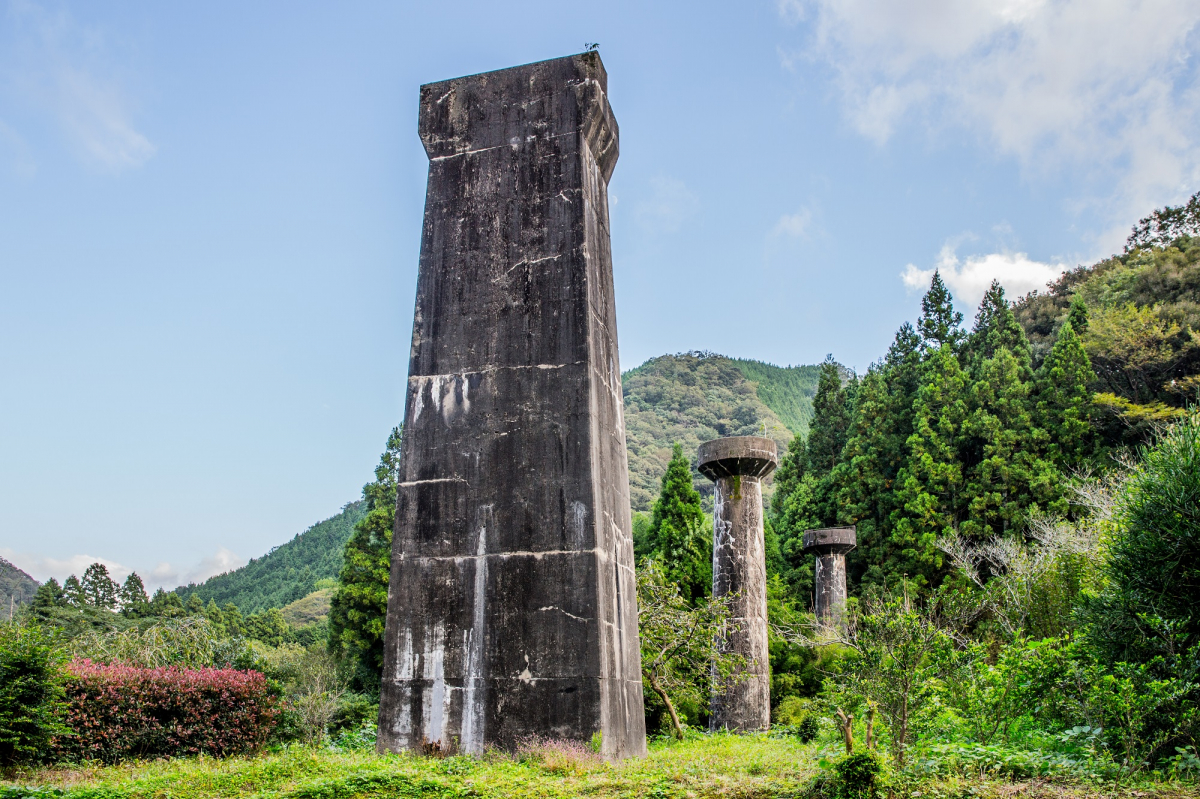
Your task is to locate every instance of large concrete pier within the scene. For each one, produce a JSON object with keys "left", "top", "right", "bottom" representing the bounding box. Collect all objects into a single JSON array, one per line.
[
  {"left": 802, "top": 527, "right": 856, "bottom": 623},
  {"left": 377, "top": 53, "right": 646, "bottom": 759},
  {"left": 698, "top": 436, "right": 778, "bottom": 732}
]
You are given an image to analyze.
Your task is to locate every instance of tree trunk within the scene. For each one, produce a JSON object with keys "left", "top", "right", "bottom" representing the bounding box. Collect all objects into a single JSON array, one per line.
[
  {"left": 836, "top": 708, "right": 854, "bottom": 755},
  {"left": 866, "top": 703, "right": 875, "bottom": 750},
  {"left": 650, "top": 676, "right": 685, "bottom": 740}
]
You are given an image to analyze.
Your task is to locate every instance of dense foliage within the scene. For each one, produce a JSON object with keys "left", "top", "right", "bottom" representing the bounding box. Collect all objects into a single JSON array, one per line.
[
  {"left": 640, "top": 443, "right": 711, "bottom": 602},
  {"left": 51, "top": 660, "right": 276, "bottom": 763},
  {"left": 1013, "top": 232, "right": 1200, "bottom": 446},
  {"left": 0, "top": 623, "right": 65, "bottom": 766},
  {"left": 328, "top": 426, "right": 402, "bottom": 690},
  {"left": 772, "top": 274, "right": 1092, "bottom": 595}
]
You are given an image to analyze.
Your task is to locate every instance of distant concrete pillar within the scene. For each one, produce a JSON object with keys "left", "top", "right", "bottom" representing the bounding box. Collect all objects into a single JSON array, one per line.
[
  {"left": 802, "top": 527, "right": 856, "bottom": 623},
  {"left": 698, "top": 436, "right": 778, "bottom": 732},
  {"left": 377, "top": 53, "right": 646, "bottom": 760}
]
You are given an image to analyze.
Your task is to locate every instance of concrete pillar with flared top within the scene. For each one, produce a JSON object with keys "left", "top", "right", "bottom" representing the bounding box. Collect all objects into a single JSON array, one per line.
[
  {"left": 802, "top": 527, "right": 856, "bottom": 623},
  {"left": 697, "top": 435, "right": 778, "bottom": 732}
]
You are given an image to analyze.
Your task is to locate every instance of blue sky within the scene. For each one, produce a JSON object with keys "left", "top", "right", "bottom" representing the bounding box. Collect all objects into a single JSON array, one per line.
[{"left": 2, "top": 0, "right": 1198, "bottom": 587}]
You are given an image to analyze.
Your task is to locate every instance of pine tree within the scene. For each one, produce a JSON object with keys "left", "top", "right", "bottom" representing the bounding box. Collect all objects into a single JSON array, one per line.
[
  {"left": 960, "top": 347, "right": 1061, "bottom": 537},
  {"left": 149, "top": 588, "right": 184, "bottom": 617},
  {"left": 330, "top": 426, "right": 403, "bottom": 683},
  {"left": 917, "top": 272, "right": 965, "bottom": 352},
  {"left": 31, "top": 579, "right": 66, "bottom": 611},
  {"left": 80, "top": 563, "right": 119, "bottom": 609},
  {"left": 891, "top": 345, "right": 968, "bottom": 585},
  {"left": 805, "top": 356, "right": 853, "bottom": 476},
  {"left": 1036, "top": 320, "right": 1095, "bottom": 468},
  {"left": 1067, "top": 294, "right": 1089, "bottom": 336},
  {"left": 649, "top": 443, "right": 710, "bottom": 602},
  {"left": 836, "top": 323, "right": 926, "bottom": 590},
  {"left": 63, "top": 575, "right": 85, "bottom": 608},
  {"left": 967, "top": 281, "right": 1031, "bottom": 368},
  {"left": 119, "top": 573, "right": 150, "bottom": 617}
]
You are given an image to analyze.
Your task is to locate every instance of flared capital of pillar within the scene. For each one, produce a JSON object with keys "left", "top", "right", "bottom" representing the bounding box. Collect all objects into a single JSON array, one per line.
[
  {"left": 697, "top": 436, "right": 778, "bottom": 482},
  {"left": 802, "top": 526, "right": 857, "bottom": 555},
  {"left": 419, "top": 52, "right": 618, "bottom": 182}
]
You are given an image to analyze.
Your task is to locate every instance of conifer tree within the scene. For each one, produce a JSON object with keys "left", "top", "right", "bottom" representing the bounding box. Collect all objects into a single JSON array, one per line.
[
  {"left": 891, "top": 345, "right": 968, "bottom": 584},
  {"left": 1036, "top": 319, "right": 1095, "bottom": 468},
  {"left": 836, "top": 323, "right": 926, "bottom": 590},
  {"left": 185, "top": 594, "right": 205, "bottom": 615},
  {"left": 917, "top": 272, "right": 965, "bottom": 352},
  {"left": 80, "top": 563, "right": 119, "bottom": 609},
  {"left": 1067, "top": 294, "right": 1089, "bottom": 336},
  {"left": 119, "top": 573, "right": 149, "bottom": 617},
  {"left": 62, "top": 576, "right": 84, "bottom": 608},
  {"left": 805, "top": 356, "right": 853, "bottom": 476},
  {"left": 960, "top": 347, "right": 1061, "bottom": 537},
  {"left": 149, "top": 588, "right": 184, "bottom": 617},
  {"left": 31, "top": 578, "right": 66, "bottom": 611},
  {"left": 967, "top": 281, "right": 1031, "bottom": 368},
  {"left": 330, "top": 426, "right": 403, "bottom": 683},
  {"left": 649, "top": 443, "right": 709, "bottom": 602}
]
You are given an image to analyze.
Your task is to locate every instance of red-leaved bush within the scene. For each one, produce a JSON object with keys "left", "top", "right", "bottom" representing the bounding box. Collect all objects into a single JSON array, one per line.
[{"left": 51, "top": 659, "right": 277, "bottom": 762}]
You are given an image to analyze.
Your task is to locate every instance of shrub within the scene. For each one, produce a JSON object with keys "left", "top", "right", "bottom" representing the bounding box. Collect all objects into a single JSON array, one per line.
[
  {"left": 773, "top": 696, "right": 820, "bottom": 742},
  {"left": 0, "top": 623, "right": 67, "bottom": 766},
  {"left": 829, "top": 749, "right": 890, "bottom": 799},
  {"left": 51, "top": 659, "right": 276, "bottom": 762}
]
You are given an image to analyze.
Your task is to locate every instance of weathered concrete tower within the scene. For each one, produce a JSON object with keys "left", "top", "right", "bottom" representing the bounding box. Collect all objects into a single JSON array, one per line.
[
  {"left": 377, "top": 53, "right": 646, "bottom": 759},
  {"left": 698, "top": 436, "right": 778, "bottom": 732},
  {"left": 802, "top": 527, "right": 856, "bottom": 623}
]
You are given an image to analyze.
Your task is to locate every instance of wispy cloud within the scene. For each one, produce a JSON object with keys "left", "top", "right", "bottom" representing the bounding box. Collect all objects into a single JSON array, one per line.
[
  {"left": 781, "top": 0, "right": 1200, "bottom": 250},
  {"left": 634, "top": 175, "right": 699, "bottom": 234},
  {"left": 902, "top": 243, "right": 1068, "bottom": 308},
  {"left": 772, "top": 206, "right": 813, "bottom": 238},
  {"left": 0, "top": 117, "right": 36, "bottom": 176},
  {"left": 5, "top": 0, "right": 155, "bottom": 173}
]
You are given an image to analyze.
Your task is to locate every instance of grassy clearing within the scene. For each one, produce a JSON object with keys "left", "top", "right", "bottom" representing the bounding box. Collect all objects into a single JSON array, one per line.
[{"left": 2, "top": 736, "right": 1197, "bottom": 799}]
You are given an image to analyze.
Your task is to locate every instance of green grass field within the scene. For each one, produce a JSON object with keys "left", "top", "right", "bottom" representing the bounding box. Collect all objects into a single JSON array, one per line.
[{"left": 4, "top": 735, "right": 1199, "bottom": 799}]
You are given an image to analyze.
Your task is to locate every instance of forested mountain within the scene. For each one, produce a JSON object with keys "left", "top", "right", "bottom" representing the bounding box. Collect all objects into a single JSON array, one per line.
[
  {"left": 175, "top": 501, "right": 365, "bottom": 613},
  {"left": 623, "top": 353, "right": 822, "bottom": 510},
  {"left": 1014, "top": 233, "right": 1199, "bottom": 443},
  {"left": 1, "top": 556, "right": 38, "bottom": 615}
]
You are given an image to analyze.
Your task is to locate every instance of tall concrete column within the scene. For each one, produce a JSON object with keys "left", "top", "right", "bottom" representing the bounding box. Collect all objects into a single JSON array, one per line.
[
  {"left": 698, "top": 436, "right": 778, "bottom": 732},
  {"left": 377, "top": 53, "right": 646, "bottom": 759},
  {"left": 802, "top": 527, "right": 856, "bottom": 623}
]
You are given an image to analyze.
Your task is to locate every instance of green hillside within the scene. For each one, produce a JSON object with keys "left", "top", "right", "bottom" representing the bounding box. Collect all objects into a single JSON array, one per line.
[
  {"left": 622, "top": 352, "right": 818, "bottom": 511},
  {"left": 727, "top": 358, "right": 822, "bottom": 435},
  {"left": 175, "top": 501, "right": 366, "bottom": 613},
  {"left": 1014, "top": 234, "right": 1200, "bottom": 438},
  {"left": 1, "top": 556, "right": 38, "bottom": 616}
]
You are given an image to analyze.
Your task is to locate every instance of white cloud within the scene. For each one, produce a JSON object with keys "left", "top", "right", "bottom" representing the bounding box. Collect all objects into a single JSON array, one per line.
[
  {"left": 634, "top": 175, "right": 699, "bottom": 234},
  {"left": 6, "top": 0, "right": 155, "bottom": 172},
  {"left": 785, "top": 0, "right": 1200, "bottom": 249},
  {"left": 773, "top": 207, "right": 813, "bottom": 237},
  {"left": 902, "top": 243, "right": 1068, "bottom": 308}
]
